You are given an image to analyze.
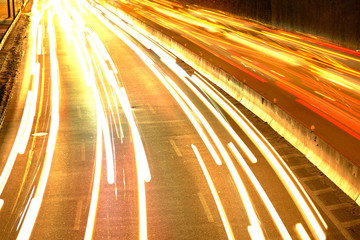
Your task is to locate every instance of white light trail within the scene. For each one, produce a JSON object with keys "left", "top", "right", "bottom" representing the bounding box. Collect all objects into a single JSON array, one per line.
[
  {"left": 228, "top": 142, "right": 291, "bottom": 240},
  {"left": 87, "top": 33, "right": 115, "bottom": 185},
  {"left": 221, "top": 145, "right": 265, "bottom": 240},
  {"left": 0, "top": 7, "right": 44, "bottom": 198},
  {"left": 18, "top": 62, "right": 41, "bottom": 154},
  {"left": 295, "top": 223, "right": 311, "bottom": 240},
  {"left": 192, "top": 73, "right": 326, "bottom": 240},
  {"left": 118, "top": 87, "right": 151, "bottom": 183},
  {"left": 84, "top": 113, "right": 103, "bottom": 240},
  {"left": 17, "top": 11, "right": 60, "bottom": 239},
  {"left": 192, "top": 145, "right": 235, "bottom": 240},
  {"left": 164, "top": 61, "right": 257, "bottom": 163},
  {"left": 0, "top": 91, "right": 32, "bottom": 196}
]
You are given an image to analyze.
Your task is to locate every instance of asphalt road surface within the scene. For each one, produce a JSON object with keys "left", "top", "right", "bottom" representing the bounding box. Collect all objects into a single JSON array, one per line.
[{"left": 0, "top": 0, "right": 359, "bottom": 239}]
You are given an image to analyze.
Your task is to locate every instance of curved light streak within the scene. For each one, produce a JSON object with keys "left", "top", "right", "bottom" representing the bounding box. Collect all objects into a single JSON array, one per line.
[
  {"left": 0, "top": 9, "right": 43, "bottom": 198},
  {"left": 192, "top": 73, "right": 326, "bottom": 240},
  {"left": 118, "top": 88, "right": 151, "bottom": 182},
  {"left": 295, "top": 223, "right": 311, "bottom": 240},
  {"left": 163, "top": 60, "right": 257, "bottom": 163},
  {"left": 88, "top": 4, "right": 225, "bottom": 166},
  {"left": 18, "top": 62, "right": 41, "bottom": 154},
  {"left": 0, "top": 91, "right": 32, "bottom": 196},
  {"left": 17, "top": 11, "right": 59, "bottom": 239},
  {"left": 86, "top": 32, "right": 115, "bottom": 185},
  {"left": 192, "top": 145, "right": 235, "bottom": 240},
  {"left": 228, "top": 142, "right": 291, "bottom": 240},
  {"left": 84, "top": 114, "right": 103, "bottom": 240}
]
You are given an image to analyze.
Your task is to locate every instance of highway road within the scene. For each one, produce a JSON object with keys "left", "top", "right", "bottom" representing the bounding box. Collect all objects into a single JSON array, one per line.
[{"left": 0, "top": 0, "right": 359, "bottom": 239}]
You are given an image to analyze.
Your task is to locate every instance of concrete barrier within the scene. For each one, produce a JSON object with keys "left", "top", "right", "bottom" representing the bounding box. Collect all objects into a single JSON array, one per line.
[{"left": 104, "top": 2, "right": 360, "bottom": 204}]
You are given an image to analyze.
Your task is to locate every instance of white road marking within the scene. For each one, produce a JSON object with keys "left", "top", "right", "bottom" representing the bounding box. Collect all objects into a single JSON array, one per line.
[
  {"left": 77, "top": 106, "right": 82, "bottom": 119},
  {"left": 74, "top": 199, "right": 83, "bottom": 230},
  {"left": 169, "top": 139, "right": 182, "bottom": 157},
  {"left": 81, "top": 143, "right": 86, "bottom": 162},
  {"left": 198, "top": 192, "right": 214, "bottom": 222},
  {"left": 146, "top": 103, "right": 156, "bottom": 114}
]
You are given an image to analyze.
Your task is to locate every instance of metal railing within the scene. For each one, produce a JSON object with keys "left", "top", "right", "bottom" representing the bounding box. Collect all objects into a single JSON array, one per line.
[{"left": 0, "top": 0, "right": 24, "bottom": 21}]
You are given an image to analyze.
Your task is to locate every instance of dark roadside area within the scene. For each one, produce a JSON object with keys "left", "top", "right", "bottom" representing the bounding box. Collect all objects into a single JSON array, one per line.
[{"left": 0, "top": 2, "right": 31, "bottom": 129}]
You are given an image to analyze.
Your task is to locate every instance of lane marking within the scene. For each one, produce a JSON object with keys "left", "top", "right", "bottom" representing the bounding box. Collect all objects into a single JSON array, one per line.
[
  {"left": 81, "top": 143, "right": 86, "bottom": 162},
  {"left": 77, "top": 106, "right": 82, "bottom": 119},
  {"left": 146, "top": 103, "right": 156, "bottom": 114},
  {"left": 192, "top": 145, "right": 235, "bottom": 240},
  {"left": 169, "top": 139, "right": 182, "bottom": 157},
  {"left": 74, "top": 199, "right": 83, "bottom": 230},
  {"left": 197, "top": 192, "right": 214, "bottom": 222}
]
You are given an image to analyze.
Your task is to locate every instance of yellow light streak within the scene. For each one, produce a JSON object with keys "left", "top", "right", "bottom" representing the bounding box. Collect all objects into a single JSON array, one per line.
[
  {"left": 228, "top": 142, "right": 291, "bottom": 240},
  {"left": 191, "top": 145, "right": 235, "bottom": 240},
  {"left": 118, "top": 87, "right": 151, "bottom": 182},
  {"left": 84, "top": 113, "right": 103, "bottom": 240},
  {"left": 295, "top": 223, "right": 311, "bottom": 240},
  {"left": 0, "top": 199, "right": 3, "bottom": 210},
  {"left": 220, "top": 145, "right": 265, "bottom": 240},
  {"left": 17, "top": 11, "right": 60, "bottom": 239},
  {"left": 164, "top": 74, "right": 225, "bottom": 166},
  {"left": 91, "top": 3, "right": 226, "bottom": 167},
  {"left": 72, "top": 35, "right": 91, "bottom": 86},
  {"left": 18, "top": 62, "right": 40, "bottom": 154},
  {"left": 0, "top": 91, "right": 32, "bottom": 196},
  {"left": 311, "top": 65, "right": 360, "bottom": 94},
  {"left": 30, "top": 15, "right": 41, "bottom": 75},
  {"left": 164, "top": 61, "right": 257, "bottom": 163},
  {"left": 36, "top": 23, "right": 42, "bottom": 55},
  {"left": 16, "top": 196, "right": 41, "bottom": 240},
  {"left": 225, "top": 33, "right": 300, "bottom": 66},
  {"left": 87, "top": 29, "right": 117, "bottom": 74},
  {"left": 163, "top": 72, "right": 223, "bottom": 165},
  {"left": 137, "top": 162, "right": 148, "bottom": 240},
  {"left": 192, "top": 73, "right": 326, "bottom": 240},
  {"left": 87, "top": 33, "right": 115, "bottom": 185}
]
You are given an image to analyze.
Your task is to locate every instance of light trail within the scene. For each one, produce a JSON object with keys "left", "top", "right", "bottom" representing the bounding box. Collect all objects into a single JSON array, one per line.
[
  {"left": 163, "top": 60, "right": 257, "bottom": 163},
  {"left": 72, "top": 2, "right": 152, "bottom": 238},
  {"left": 295, "top": 223, "right": 311, "bottom": 240},
  {"left": 191, "top": 73, "right": 326, "bottom": 240},
  {"left": 117, "top": 87, "right": 151, "bottom": 182},
  {"left": 17, "top": 10, "right": 60, "bottom": 239},
  {"left": 81, "top": 2, "right": 332, "bottom": 239},
  {"left": 228, "top": 142, "right": 292, "bottom": 240},
  {"left": 85, "top": 1, "right": 225, "bottom": 166},
  {"left": 86, "top": 31, "right": 115, "bottom": 185},
  {"left": 0, "top": 91, "right": 32, "bottom": 196},
  {"left": 0, "top": 5, "right": 43, "bottom": 199},
  {"left": 18, "top": 62, "right": 41, "bottom": 154},
  {"left": 219, "top": 145, "right": 265, "bottom": 240},
  {"left": 192, "top": 145, "right": 235, "bottom": 240},
  {"left": 162, "top": 72, "right": 226, "bottom": 166},
  {"left": 84, "top": 113, "right": 103, "bottom": 240}
]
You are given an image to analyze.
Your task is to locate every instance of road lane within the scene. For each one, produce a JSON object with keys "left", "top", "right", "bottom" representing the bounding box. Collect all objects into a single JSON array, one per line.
[
  {"left": 30, "top": 7, "right": 97, "bottom": 238},
  {"left": 76, "top": 2, "right": 344, "bottom": 239}
]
